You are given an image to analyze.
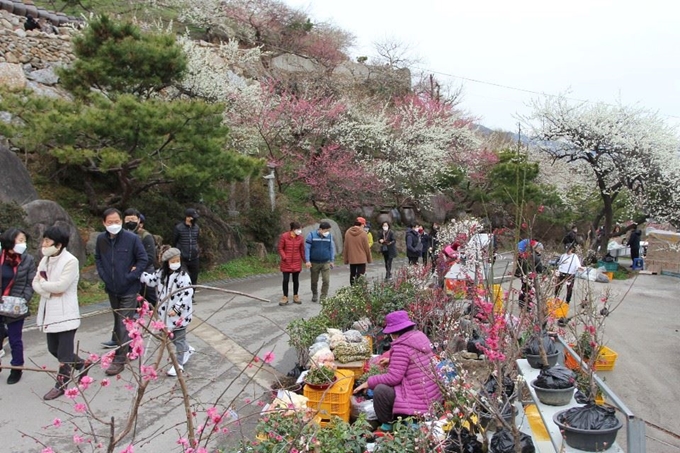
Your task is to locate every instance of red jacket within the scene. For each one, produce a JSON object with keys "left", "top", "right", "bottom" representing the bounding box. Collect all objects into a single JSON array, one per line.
[{"left": 278, "top": 232, "right": 305, "bottom": 272}]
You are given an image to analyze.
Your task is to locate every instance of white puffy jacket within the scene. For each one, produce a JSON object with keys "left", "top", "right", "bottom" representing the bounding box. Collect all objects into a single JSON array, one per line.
[{"left": 32, "top": 249, "right": 81, "bottom": 333}]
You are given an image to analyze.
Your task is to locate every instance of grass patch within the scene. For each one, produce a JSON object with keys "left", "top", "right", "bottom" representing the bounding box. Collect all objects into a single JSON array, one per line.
[
  {"left": 202, "top": 254, "right": 280, "bottom": 281},
  {"left": 78, "top": 279, "right": 107, "bottom": 305},
  {"left": 613, "top": 267, "right": 631, "bottom": 280}
]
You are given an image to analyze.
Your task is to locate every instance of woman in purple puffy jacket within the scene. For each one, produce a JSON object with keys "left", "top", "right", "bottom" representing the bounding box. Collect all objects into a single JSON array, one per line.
[{"left": 354, "top": 310, "right": 442, "bottom": 425}]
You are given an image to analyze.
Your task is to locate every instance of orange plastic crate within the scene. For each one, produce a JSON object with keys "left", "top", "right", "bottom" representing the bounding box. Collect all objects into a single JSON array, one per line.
[
  {"left": 304, "top": 369, "right": 354, "bottom": 415},
  {"left": 317, "top": 407, "right": 351, "bottom": 426},
  {"left": 546, "top": 298, "right": 569, "bottom": 318},
  {"left": 337, "top": 360, "right": 367, "bottom": 378},
  {"left": 564, "top": 344, "right": 618, "bottom": 371}
]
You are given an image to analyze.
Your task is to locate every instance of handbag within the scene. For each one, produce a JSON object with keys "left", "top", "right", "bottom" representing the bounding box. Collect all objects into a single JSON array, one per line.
[
  {"left": 0, "top": 296, "right": 28, "bottom": 318},
  {"left": 380, "top": 244, "right": 388, "bottom": 252}
]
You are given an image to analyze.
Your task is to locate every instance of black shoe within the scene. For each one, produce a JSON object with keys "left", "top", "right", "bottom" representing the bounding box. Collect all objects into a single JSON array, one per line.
[
  {"left": 7, "top": 369, "right": 22, "bottom": 385},
  {"left": 101, "top": 340, "right": 117, "bottom": 349}
]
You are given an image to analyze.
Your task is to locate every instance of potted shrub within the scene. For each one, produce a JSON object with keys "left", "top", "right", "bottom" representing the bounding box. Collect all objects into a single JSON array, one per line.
[
  {"left": 553, "top": 404, "right": 623, "bottom": 451},
  {"left": 304, "top": 364, "right": 337, "bottom": 390},
  {"left": 530, "top": 365, "right": 575, "bottom": 406}
]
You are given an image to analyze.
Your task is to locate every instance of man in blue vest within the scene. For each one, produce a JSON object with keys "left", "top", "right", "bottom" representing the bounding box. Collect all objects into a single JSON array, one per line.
[{"left": 305, "top": 221, "right": 335, "bottom": 303}]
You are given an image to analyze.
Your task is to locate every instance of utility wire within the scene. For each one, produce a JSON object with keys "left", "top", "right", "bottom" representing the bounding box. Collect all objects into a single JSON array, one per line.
[{"left": 412, "top": 65, "right": 680, "bottom": 121}]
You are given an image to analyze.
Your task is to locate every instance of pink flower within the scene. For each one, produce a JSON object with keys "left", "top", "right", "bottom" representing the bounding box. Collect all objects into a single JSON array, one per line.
[
  {"left": 177, "top": 437, "right": 189, "bottom": 447},
  {"left": 140, "top": 365, "right": 158, "bottom": 381},
  {"left": 150, "top": 320, "right": 166, "bottom": 332},
  {"left": 101, "top": 379, "right": 110, "bottom": 387},
  {"left": 538, "top": 205, "right": 545, "bottom": 213},
  {"left": 52, "top": 418, "right": 62, "bottom": 428},
  {"left": 262, "top": 351, "right": 275, "bottom": 364},
  {"left": 42, "top": 448, "right": 54, "bottom": 453},
  {"left": 120, "top": 444, "right": 134, "bottom": 453},
  {"left": 88, "top": 353, "right": 100, "bottom": 362},
  {"left": 74, "top": 403, "right": 87, "bottom": 413},
  {"left": 101, "top": 351, "right": 115, "bottom": 369},
  {"left": 78, "top": 375, "right": 94, "bottom": 391},
  {"left": 73, "top": 434, "right": 84, "bottom": 444},
  {"left": 65, "top": 387, "right": 80, "bottom": 399}
]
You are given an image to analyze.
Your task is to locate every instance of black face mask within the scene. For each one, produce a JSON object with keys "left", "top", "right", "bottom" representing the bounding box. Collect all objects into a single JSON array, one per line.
[{"left": 124, "top": 221, "right": 139, "bottom": 231}]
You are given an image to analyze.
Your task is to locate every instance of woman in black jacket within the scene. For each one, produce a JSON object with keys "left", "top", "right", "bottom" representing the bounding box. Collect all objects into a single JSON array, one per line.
[
  {"left": 377, "top": 221, "right": 397, "bottom": 280},
  {"left": 0, "top": 228, "right": 36, "bottom": 384}
]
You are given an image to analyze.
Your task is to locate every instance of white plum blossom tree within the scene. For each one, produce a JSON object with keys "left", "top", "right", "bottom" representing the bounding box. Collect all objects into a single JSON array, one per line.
[{"left": 525, "top": 95, "right": 680, "bottom": 241}]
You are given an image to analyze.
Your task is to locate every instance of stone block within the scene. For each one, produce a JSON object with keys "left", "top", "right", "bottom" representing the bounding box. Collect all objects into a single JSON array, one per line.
[{"left": 0, "top": 61, "right": 26, "bottom": 90}]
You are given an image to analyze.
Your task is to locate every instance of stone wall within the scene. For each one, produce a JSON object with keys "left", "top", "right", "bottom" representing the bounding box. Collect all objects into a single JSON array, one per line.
[{"left": 0, "top": 9, "right": 75, "bottom": 69}]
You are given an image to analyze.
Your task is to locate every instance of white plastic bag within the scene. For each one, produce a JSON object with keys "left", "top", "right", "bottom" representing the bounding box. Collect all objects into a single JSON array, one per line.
[{"left": 350, "top": 396, "right": 377, "bottom": 420}]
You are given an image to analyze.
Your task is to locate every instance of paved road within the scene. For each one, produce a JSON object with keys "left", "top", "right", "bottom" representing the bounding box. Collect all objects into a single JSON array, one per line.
[{"left": 0, "top": 258, "right": 677, "bottom": 452}]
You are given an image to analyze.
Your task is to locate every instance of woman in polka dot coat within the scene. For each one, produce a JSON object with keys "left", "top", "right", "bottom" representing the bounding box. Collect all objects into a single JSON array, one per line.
[{"left": 141, "top": 247, "right": 194, "bottom": 376}]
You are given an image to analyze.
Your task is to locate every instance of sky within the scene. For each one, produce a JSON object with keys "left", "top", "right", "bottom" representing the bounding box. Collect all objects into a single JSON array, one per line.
[{"left": 283, "top": 0, "right": 680, "bottom": 133}]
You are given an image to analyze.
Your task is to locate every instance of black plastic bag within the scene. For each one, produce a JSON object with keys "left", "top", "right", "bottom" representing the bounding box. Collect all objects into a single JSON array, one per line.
[
  {"left": 286, "top": 363, "right": 304, "bottom": 379},
  {"left": 483, "top": 374, "right": 515, "bottom": 400},
  {"left": 523, "top": 333, "right": 558, "bottom": 356},
  {"left": 534, "top": 365, "right": 575, "bottom": 389},
  {"left": 557, "top": 403, "right": 620, "bottom": 430},
  {"left": 490, "top": 429, "right": 535, "bottom": 453},
  {"left": 467, "top": 332, "right": 487, "bottom": 353},
  {"left": 446, "top": 427, "right": 483, "bottom": 453}
]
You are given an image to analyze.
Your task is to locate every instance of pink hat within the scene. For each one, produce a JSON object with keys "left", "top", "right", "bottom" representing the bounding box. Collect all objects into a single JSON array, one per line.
[{"left": 382, "top": 310, "right": 416, "bottom": 334}]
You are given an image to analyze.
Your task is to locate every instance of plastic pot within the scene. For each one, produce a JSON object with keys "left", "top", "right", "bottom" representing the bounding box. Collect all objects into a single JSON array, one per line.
[
  {"left": 525, "top": 351, "right": 559, "bottom": 369},
  {"left": 530, "top": 380, "right": 574, "bottom": 406},
  {"left": 553, "top": 410, "right": 623, "bottom": 451},
  {"left": 479, "top": 403, "right": 514, "bottom": 431}
]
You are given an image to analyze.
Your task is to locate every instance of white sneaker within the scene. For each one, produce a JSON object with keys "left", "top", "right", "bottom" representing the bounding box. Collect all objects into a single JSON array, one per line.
[
  {"left": 166, "top": 364, "right": 184, "bottom": 377},
  {"left": 182, "top": 346, "right": 196, "bottom": 365}
]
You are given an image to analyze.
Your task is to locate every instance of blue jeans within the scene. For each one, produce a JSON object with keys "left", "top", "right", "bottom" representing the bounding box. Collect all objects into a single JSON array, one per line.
[{"left": 5, "top": 319, "right": 25, "bottom": 366}]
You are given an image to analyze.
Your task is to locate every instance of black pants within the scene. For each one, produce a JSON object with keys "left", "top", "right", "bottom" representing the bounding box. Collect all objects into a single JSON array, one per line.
[
  {"left": 184, "top": 258, "right": 200, "bottom": 286},
  {"left": 349, "top": 263, "right": 366, "bottom": 285},
  {"left": 421, "top": 251, "right": 428, "bottom": 265},
  {"left": 373, "top": 384, "right": 409, "bottom": 424},
  {"left": 108, "top": 293, "right": 139, "bottom": 363},
  {"left": 382, "top": 252, "right": 393, "bottom": 279},
  {"left": 554, "top": 272, "right": 575, "bottom": 303},
  {"left": 282, "top": 271, "right": 300, "bottom": 297},
  {"left": 46, "top": 329, "right": 84, "bottom": 388},
  {"left": 407, "top": 256, "right": 419, "bottom": 265}
]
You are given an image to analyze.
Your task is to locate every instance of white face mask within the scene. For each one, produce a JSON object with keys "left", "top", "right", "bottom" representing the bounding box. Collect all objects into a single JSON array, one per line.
[
  {"left": 294, "top": 229, "right": 302, "bottom": 236},
  {"left": 13, "top": 243, "right": 27, "bottom": 254},
  {"left": 42, "top": 245, "right": 59, "bottom": 257},
  {"left": 382, "top": 226, "right": 389, "bottom": 231},
  {"left": 169, "top": 262, "right": 181, "bottom": 271},
  {"left": 106, "top": 224, "right": 122, "bottom": 235},
  {"left": 321, "top": 231, "right": 330, "bottom": 237}
]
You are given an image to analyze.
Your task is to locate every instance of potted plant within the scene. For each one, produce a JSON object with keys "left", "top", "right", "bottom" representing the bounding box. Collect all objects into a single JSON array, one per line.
[
  {"left": 304, "top": 364, "right": 337, "bottom": 390},
  {"left": 530, "top": 365, "right": 576, "bottom": 406},
  {"left": 553, "top": 404, "right": 623, "bottom": 451}
]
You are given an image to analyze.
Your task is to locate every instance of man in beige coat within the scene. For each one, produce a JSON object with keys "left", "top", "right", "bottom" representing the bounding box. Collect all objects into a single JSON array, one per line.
[{"left": 343, "top": 220, "right": 372, "bottom": 285}]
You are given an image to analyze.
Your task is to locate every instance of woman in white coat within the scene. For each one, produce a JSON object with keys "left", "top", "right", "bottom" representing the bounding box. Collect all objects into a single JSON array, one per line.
[{"left": 32, "top": 226, "right": 88, "bottom": 400}]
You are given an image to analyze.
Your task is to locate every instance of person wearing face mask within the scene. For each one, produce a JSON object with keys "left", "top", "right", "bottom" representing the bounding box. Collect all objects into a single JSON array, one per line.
[
  {"left": 357, "top": 217, "right": 374, "bottom": 248},
  {"left": 343, "top": 220, "right": 372, "bottom": 285},
  {"left": 173, "top": 208, "right": 201, "bottom": 287},
  {"left": 141, "top": 247, "right": 194, "bottom": 376},
  {"left": 378, "top": 221, "right": 397, "bottom": 280},
  {"left": 304, "top": 221, "right": 335, "bottom": 303},
  {"left": 0, "top": 228, "right": 36, "bottom": 385},
  {"left": 405, "top": 223, "right": 424, "bottom": 265},
  {"left": 33, "top": 226, "right": 91, "bottom": 399},
  {"left": 95, "top": 208, "right": 148, "bottom": 376},
  {"left": 123, "top": 208, "right": 158, "bottom": 304},
  {"left": 278, "top": 222, "right": 305, "bottom": 306}
]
